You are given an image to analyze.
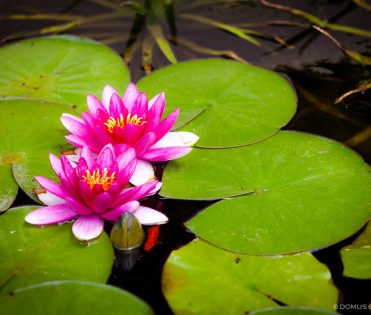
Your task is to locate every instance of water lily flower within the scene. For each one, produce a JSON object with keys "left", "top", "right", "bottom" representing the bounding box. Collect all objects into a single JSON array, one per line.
[
  {"left": 25, "top": 144, "right": 168, "bottom": 241},
  {"left": 61, "top": 82, "right": 199, "bottom": 185}
]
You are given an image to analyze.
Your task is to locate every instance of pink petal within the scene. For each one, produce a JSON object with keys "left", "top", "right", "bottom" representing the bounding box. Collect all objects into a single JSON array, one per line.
[
  {"left": 91, "top": 125, "right": 116, "bottom": 148},
  {"left": 129, "top": 159, "right": 155, "bottom": 186},
  {"left": 65, "top": 196, "right": 93, "bottom": 215},
  {"left": 25, "top": 204, "right": 77, "bottom": 225},
  {"left": 37, "top": 190, "right": 65, "bottom": 206},
  {"left": 35, "top": 176, "right": 66, "bottom": 200},
  {"left": 148, "top": 92, "right": 165, "bottom": 113},
  {"left": 152, "top": 131, "right": 199, "bottom": 148},
  {"left": 132, "top": 92, "right": 148, "bottom": 117},
  {"left": 102, "top": 84, "right": 118, "bottom": 110},
  {"left": 140, "top": 146, "right": 192, "bottom": 162},
  {"left": 116, "top": 157, "right": 137, "bottom": 185},
  {"left": 109, "top": 93, "right": 126, "bottom": 117},
  {"left": 123, "top": 82, "right": 139, "bottom": 112},
  {"left": 49, "top": 154, "right": 63, "bottom": 178},
  {"left": 112, "top": 180, "right": 158, "bottom": 207},
  {"left": 61, "top": 113, "right": 84, "bottom": 124},
  {"left": 80, "top": 146, "right": 95, "bottom": 169},
  {"left": 143, "top": 115, "right": 160, "bottom": 135},
  {"left": 87, "top": 94, "right": 107, "bottom": 115},
  {"left": 72, "top": 214, "right": 104, "bottom": 241},
  {"left": 153, "top": 108, "right": 179, "bottom": 142},
  {"left": 133, "top": 132, "right": 156, "bottom": 157},
  {"left": 97, "top": 144, "right": 115, "bottom": 169},
  {"left": 65, "top": 135, "right": 101, "bottom": 153},
  {"left": 132, "top": 206, "right": 168, "bottom": 225},
  {"left": 116, "top": 123, "right": 141, "bottom": 145},
  {"left": 91, "top": 192, "right": 113, "bottom": 213},
  {"left": 101, "top": 200, "right": 139, "bottom": 221},
  {"left": 60, "top": 114, "right": 90, "bottom": 138}
]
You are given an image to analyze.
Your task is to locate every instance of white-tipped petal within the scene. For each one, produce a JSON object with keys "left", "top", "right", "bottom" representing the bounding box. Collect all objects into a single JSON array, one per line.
[
  {"left": 102, "top": 84, "right": 118, "bottom": 110},
  {"left": 149, "top": 181, "right": 162, "bottom": 195},
  {"left": 37, "top": 190, "right": 66, "bottom": 206},
  {"left": 132, "top": 206, "right": 168, "bottom": 225},
  {"left": 72, "top": 214, "right": 104, "bottom": 241},
  {"left": 151, "top": 131, "right": 199, "bottom": 149},
  {"left": 129, "top": 159, "right": 155, "bottom": 186},
  {"left": 64, "top": 148, "right": 81, "bottom": 163}
]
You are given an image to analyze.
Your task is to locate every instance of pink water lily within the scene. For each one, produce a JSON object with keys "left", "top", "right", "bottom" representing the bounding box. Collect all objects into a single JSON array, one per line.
[
  {"left": 61, "top": 82, "right": 199, "bottom": 185},
  {"left": 25, "top": 144, "right": 167, "bottom": 241}
]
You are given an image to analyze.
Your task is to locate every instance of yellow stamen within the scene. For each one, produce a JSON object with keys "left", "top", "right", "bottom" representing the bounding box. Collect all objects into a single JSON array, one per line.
[
  {"left": 82, "top": 168, "right": 115, "bottom": 191},
  {"left": 104, "top": 113, "right": 147, "bottom": 134}
]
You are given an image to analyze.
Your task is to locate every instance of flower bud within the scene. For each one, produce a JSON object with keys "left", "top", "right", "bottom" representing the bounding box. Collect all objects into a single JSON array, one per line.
[{"left": 110, "top": 212, "right": 145, "bottom": 271}]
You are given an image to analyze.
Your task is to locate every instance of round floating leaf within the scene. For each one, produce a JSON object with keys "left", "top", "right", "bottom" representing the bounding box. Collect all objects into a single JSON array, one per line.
[
  {"left": 249, "top": 307, "right": 339, "bottom": 315},
  {"left": 340, "top": 222, "right": 371, "bottom": 279},
  {"left": 0, "top": 280, "right": 154, "bottom": 315},
  {"left": 0, "top": 207, "right": 114, "bottom": 297},
  {"left": 162, "top": 239, "right": 338, "bottom": 314},
  {"left": 137, "top": 59, "right": 297, "bottom": 148},
  {"left": 0, "top": 35, "right": 130, "bottom": 110},
  {"left": 174, "top": 131, "right": 371, "bottom": 254},
  {"left": 0, "top": 98, "right": 76, "bottom": 203}
]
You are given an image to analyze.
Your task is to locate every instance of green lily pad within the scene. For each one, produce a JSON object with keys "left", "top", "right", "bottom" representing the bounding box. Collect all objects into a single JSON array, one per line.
[
  {"left": 165, "top": 131, "right": 371, "bottom": 254},
  {"left": 0, "top": 98, "right": 77, "bottom": 207},
  {"left": 340, "top": 222, "right": 371, "bottom": 279},
  {"left": 0, "top": 35, "right": 130, "bottom": 110},
  {"left": 137, "top": 59, "right": 297, "bottom": 148},
  {"left": 249, "top": 307, "right": 339, "bottom": 315},
  {"left": 0, "top": 206, "right": 114, "bottom": 297},
  {"left": 162, "top": 238, "right": 338, "bottom": 314},
  {"left": 0, "top": 280, "right": 154, "bottom": 315},
  {"left": 0, "top": 162, "right": 18, "bottom": 212}
]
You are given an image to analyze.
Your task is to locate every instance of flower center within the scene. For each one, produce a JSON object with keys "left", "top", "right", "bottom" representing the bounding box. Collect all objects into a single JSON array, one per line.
[
  {"left": 104, "top": 113, "right": 147, "bottom": 134},
  {"left": 82, "top": 168, "right": 115, "bottom": 191}
]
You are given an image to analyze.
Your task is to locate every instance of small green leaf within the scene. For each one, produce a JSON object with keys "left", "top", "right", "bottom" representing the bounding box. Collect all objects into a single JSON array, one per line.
[
  {"left": 0, "top": 206, "right": 114, "bottom": 296},
  {"left": 0, "top": 281, "right": 154, "bottom": 315},
  {"left": 340, "top": 222, "right": 371, "bottom": 279},
  {"left": 137, "top": 59, "right": 297, "bottom": 148},
  {"left": 162, "top": 239, "right": 338, "bottom": 314}
]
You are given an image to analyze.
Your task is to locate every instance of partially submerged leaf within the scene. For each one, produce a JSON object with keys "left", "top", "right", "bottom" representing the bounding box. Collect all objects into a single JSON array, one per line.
[
  {"left": 249, "top": 307, "right": 339, "bottom": 315},
  {"left": 0, "top": 280, "right": 154, "bottom": 315},
  {"left": 162, "top": 238, "right": 338, "bottom": 314},
  {"left": 340, "top": 222, "right": 371, "bottom": 279}
]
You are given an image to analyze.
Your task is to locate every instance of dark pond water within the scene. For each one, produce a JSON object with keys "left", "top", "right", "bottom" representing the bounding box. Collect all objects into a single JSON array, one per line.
[{"left": 1, "top": 0, "right": 371, "bottom": 314}]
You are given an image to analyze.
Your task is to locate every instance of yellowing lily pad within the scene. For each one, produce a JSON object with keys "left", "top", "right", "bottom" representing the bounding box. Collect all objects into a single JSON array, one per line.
[
  {"left": 0, "top": 35, "right": 130, "bottom": 110},
  {"left": 340, "top": 222, "right": 371, "bottom": 279},
  {"left": 0, "top": 98, "right": 77, "bottom": 208},
  {"left": 0, "top": 207, "right": 114, "bottom": 297},
  {"left": 162, "top": 238, "right": 338, "bottom": 314},
  {"left": 137, "top": 59, "right": 297, "bottom": 148},
  {"left": 0, "top": 281, "right": 154, "bottom": 315},
  {"left": 161, "top": 131, "right": 371, "bottom": 254}
]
